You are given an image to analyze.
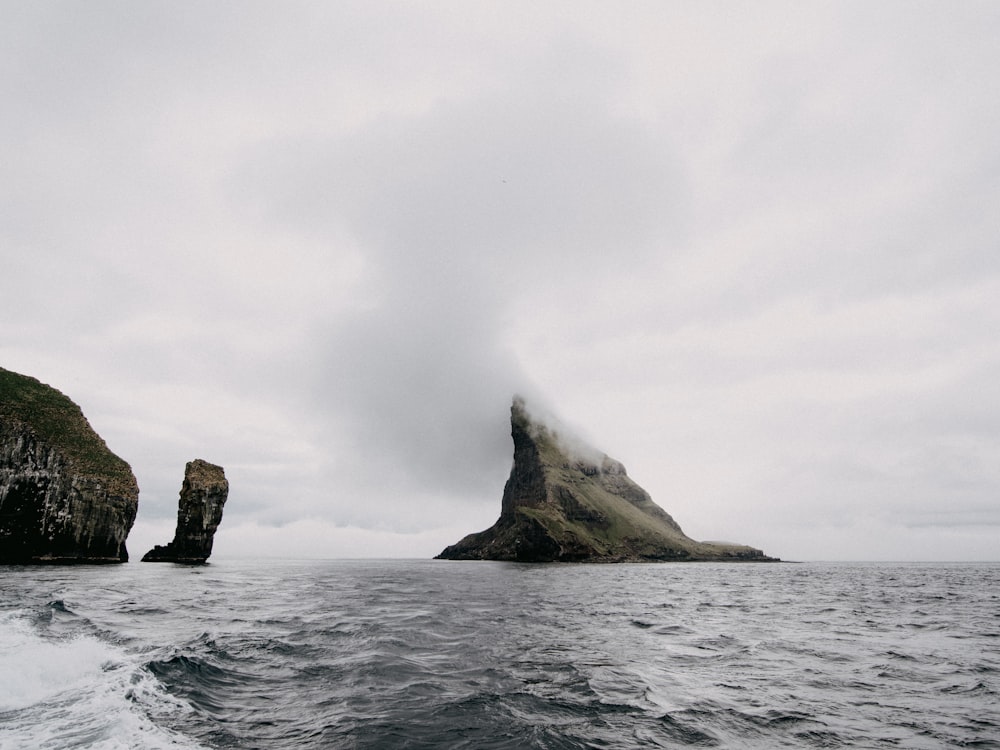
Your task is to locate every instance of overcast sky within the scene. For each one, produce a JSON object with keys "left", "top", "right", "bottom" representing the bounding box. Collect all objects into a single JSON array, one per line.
[{"left": 3, "top": 1, "right": 998, "bottom": 561}]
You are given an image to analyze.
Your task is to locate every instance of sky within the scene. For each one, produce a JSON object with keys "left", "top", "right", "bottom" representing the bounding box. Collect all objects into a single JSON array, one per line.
[{"left": 2, "top": 1, "right": 999, "bottom": 562}]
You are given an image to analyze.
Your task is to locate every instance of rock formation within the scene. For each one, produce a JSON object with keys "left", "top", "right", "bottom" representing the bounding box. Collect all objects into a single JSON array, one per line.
[
  {"left": 436, "top": 396, "right": 777, "bottom": 563},
  {"left": 0, "top": 367, "right": 139, "bottom": 563},
  {"left": 142, "top": 459, "right": 228, "bottom": 563}
]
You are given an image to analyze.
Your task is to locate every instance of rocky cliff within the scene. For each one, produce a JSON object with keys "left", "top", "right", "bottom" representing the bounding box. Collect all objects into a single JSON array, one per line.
[
  {"left": 0, "top": 367, "right": 139, "bottom": 563},
  {"left": 142, "top": 459, "right": 228, "bottom": 563},
  {"left": 436, "top": 397, "right": 777, "bottom": 563}
]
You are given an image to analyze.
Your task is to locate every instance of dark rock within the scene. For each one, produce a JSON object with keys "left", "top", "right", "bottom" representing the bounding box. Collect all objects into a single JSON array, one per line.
[
  {"left": 0, "top": 367, "right": 139, "bottom": 563},
  {"left": 436, "top": 396, "right": 778, "bottom": 563},
  {"left": 142, "top": 459, "right": 228, "bottom": 563}
]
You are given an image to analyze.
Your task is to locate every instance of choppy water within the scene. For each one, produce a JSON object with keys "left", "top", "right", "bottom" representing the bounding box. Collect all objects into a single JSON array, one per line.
[{"left": 1, "top": 560, "right": 998, "bottom": 749}]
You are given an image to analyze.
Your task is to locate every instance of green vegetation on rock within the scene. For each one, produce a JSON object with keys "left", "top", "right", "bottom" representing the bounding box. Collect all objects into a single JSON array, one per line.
[
  {"left": 0, "top": 367, "right": 134, "bottom": 497},
  {"left": 1, "top": 366, "right": 139, "bottom": 563},
  {"left": 437, "top": 396, "right": 777, "bottom": 563}
]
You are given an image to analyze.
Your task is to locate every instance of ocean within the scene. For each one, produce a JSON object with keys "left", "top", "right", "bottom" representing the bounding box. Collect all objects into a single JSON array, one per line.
[{"left": 1, "top": 560, "right": 997, "bottom": 749}]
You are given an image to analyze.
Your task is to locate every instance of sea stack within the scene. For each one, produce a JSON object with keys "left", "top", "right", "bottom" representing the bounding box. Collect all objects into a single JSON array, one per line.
[
  {"left": 437, "top": 396, "right": 777, "bottom": 563},
  {"left": 0, "top": 367, "right": 139, "bottom": 563},
  {"left": 142, "top": 459, "right": 229, "bottom": 564}
]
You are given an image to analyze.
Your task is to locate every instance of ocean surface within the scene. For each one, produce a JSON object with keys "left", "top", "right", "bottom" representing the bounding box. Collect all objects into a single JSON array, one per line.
[{"left": 1, "top": 560, "right": 998, "bottom": 750}]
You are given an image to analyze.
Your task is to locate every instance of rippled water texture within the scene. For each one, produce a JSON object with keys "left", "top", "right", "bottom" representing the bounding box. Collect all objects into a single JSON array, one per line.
[{"left": 2, "top": 560, "right": 998, "bottom": 749}]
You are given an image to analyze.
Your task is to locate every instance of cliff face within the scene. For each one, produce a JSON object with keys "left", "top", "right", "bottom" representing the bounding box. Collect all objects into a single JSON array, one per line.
[
  {"left": 142, "top": 459, "right": 228, "bottom": 563},
  {"left": 0, "top": 367, "right": 139, "bottom": 563},
  {"left": 436, "top": 397, "right": 777, "bottom": 563}
]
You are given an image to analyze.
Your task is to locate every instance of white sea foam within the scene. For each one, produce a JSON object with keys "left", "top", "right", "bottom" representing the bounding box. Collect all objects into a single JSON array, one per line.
[{"left": 0, "top": 610, "right": 205, "bottom": 750}]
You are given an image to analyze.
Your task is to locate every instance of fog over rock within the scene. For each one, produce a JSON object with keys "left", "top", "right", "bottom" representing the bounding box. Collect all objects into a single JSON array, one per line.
[{"left": 437, "top": 397, "right": 776, "bottom": 562}]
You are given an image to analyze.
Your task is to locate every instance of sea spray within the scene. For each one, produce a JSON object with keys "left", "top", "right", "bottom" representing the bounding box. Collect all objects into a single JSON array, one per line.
[{"left": 0, "top": 608, "right": 205, "bottom": 750}]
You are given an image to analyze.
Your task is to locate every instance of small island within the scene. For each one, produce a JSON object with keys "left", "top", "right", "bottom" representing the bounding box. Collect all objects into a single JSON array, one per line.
[{"left": 437, "top": 397, "right": 777, "bottom": 563}]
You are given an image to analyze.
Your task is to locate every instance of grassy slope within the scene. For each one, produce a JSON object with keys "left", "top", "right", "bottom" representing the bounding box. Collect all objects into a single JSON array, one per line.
[
  {"left": 520, "top": 413, "right": 761, "bottom": 560},
  {"left": 0, "top": 367, "right": 136, "bottom": 496}
]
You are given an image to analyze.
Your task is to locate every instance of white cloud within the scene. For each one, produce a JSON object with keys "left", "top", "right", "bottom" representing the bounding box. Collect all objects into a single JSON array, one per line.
[{"left": 3, "top": 2, "right": 999, "bottom": 561}]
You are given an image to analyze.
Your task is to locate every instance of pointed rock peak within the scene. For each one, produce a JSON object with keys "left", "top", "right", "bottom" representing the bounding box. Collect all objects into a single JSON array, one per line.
[{"left": 436, "top": 395, "right": 778, "bottom": 563}]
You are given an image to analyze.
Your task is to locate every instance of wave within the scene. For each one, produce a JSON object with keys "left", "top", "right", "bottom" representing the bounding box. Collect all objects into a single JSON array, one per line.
[
  {"left": 0, "top": 606, "right": 205, "bottom": 750},
  {"left": 3, "top": 560, "right": 999, "bottom": 749}
]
